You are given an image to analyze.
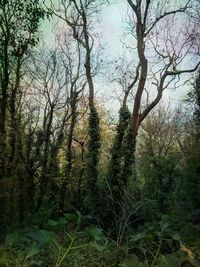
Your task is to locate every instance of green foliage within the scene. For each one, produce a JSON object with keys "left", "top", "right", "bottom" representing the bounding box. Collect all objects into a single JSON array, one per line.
[
  {"left": 1, "top": 219, "right": 200, "bottom": 267},
  {"left": 139, "top": 154, "right": 181, "bottom": 214},
  {"left": 57, "top": 240, "right": 127, "bottom": 267},
  {"left": 0, "top": 227, "right": 58, "bottom": 266},
  {"left": 0, "top": 0, "right": 49, "bottom": 56},
  {"left": 186, "top": 69, "right": 200, "bottom": 131},
  {"left": 125, "top": 219, "right": 200, "bottom": 267},
  {"left": 107, "top": 106, "right": 132, "bottom": 191},
  {"left": 0, "top": 2, "right": 200, "bottom": 266},
  {"left": 0, "top": 212, "right": 122, "bottom": 267},
  {"left": 121, "top": 254, "right": 148, "bottom": 267},
  {"left": 104, "top": 106, "right": 135, "bottom": 219},
  {"left": 121, "top": 125, "right": 136, "bottom": 186},
  {"left": 177, "top": 152, "right": 200, "bottom": 223},
  {"left": 84, "top": 107, "right": 101, "bottom": 214},
  {"left": 176, "top": 71, "right": 200, "bottom": 224},
  {"left": 85, "top": 225, "right": 105, "bottom": 242},
  {"left": 0, "top": 0, "right": 50, "bottom": 228}
]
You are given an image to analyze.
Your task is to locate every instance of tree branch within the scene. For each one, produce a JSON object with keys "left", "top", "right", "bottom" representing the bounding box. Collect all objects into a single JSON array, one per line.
[
  {"left": 166, "top": 61, "right": 200, "bottom": 76},
  {"left": 123, "top": 63, "right": 140, "bottom": 106},
  {"left": 127, "top": 0, "right": 137, "bottom": 12},
  {"left": 138, "top": 72, "right": 167, "bottom": 126},
  {"left": 144, "top": 2, "right": 191, "bottom": 37}
]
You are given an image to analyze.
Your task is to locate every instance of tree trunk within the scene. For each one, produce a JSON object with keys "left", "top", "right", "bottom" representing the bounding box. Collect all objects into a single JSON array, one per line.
[{"left": 60, "top": 93, "right": 77, "bottom": 212}]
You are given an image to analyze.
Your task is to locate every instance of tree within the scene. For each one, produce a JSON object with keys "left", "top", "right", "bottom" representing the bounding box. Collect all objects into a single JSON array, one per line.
[
  {"left": 26, "top": 46, "right": 71, "bottom": 210},
  {"left": 127, "top": 0, "right": 199, "bottom": 137},
  {"left": 56, "top": 34, "right": 87, "bottom": 211},
  {"left": 113, "top": 0, "right": 200, "bottom": 176},
  {"left": 177, "top": 69, "right": 200, "bottom": 223},
  {"left": 0, "top": 0, "right": 47, "bottom": 224},
  {"left": 139, "top": 103, "right": 184, "bottom": 157},
  {"left": 104, "top": 0, "right": 200, "bottom": 229},
  {"left": 138, "top": 104, "right": 184, "bottom": 214},
  {"left": 50, "top": 0, "right": 107, "bottom": 214}
]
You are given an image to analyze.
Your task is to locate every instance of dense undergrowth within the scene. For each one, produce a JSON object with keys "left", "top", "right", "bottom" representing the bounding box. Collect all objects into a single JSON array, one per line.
[
  {"left": 0, "top": 210, "right": 200, "bottom": 267},
  {"left": 1, "top": 0, "right": 200, "bottom": 266}
]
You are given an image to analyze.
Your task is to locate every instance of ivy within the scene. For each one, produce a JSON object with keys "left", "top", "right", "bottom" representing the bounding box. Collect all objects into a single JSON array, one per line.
[
  {"left": 107, "top": 106, "right": 133, "bottom": 197},
  {"left": 84, "top": 107, "right": 101, "bottom": 214}
]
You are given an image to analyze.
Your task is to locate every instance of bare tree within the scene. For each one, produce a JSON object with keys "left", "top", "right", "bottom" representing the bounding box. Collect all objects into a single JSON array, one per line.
[
  {"left": 139, "top": 103, "right": 184, "bottom": 157},
  {"left": 25, "top": 46, "right": 71, "bottom": 209},
  {"left": 123, "top": 0, "right": 200, "bottom": 143},
  {"left": 49, "top": 0, "right": 107, "bottom": 212},
  {"left": 56, "top": 32, "right": 87, "bottom": 211}
]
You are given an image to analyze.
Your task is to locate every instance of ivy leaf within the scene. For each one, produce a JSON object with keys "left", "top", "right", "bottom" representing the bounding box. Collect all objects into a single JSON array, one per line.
[
  {"left": 84, "top": 226, "right": 105, "bottom": 241},
  {"left": 90, "top": 241, "right": 105, "bottom": 252},
  {"left": 158, "top": 254, "right": 182, "bottom": 267},
  {"left": 5, "top": 231, "right": 25, "bottom": 247},
  {"left": 47, "top": 217, "right": 67, "bottom": 229},
  {"left": 64, "top": 213, "right": 79, "bottom": 222},
  {"left": 124, "top": 254, "right": 147, "bottom": 267},
  {"left": 25, "top": 245, "right": 41, "bottom": 260},
  {"left": 171, "top": 232, "right": 181, "bottom": 242},
  {"left": 129, "top": 232, "right": 146, "bottom": 242},
  {"left": 160, "top": 221, "right": 169, "bottom": 232},
  {"left": 27, "top": 229, "right": 58, "bottom": 248}
]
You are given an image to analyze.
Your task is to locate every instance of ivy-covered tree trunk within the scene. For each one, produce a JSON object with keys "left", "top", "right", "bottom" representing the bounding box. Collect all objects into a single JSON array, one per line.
[
  {"left": 84, "top": 107, "right": 101, "bottom": 214},
  {"left": 60, "top": 0, "right": 102, "bottom": 215},
  {"left": 104, "top": 106, "right": 136, "bottom": 230},
  {"left": 107, "top": 106, "right": 136, "bottom": 196},
  {"left": 121, "top": 125, "right": 136, "bottom": 185}
]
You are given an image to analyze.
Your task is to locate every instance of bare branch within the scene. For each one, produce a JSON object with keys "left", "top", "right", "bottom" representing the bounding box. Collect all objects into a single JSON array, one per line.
[
  {"left": 166, "top": 61, "right": 200, "bottom": 76},
  {"left": 123, "top": 63, "right": 140, "bottom": 106},
  {"left": 144, "top": 1, "right": 191, "bottom": 37}
]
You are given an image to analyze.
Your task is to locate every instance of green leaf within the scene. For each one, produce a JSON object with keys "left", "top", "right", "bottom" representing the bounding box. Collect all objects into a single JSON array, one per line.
[
  {"left": 48, "top": 219, "right": 59, "bottom": 227},
  {"left": 25, "top": 245, "right": 41, "bottom": 260},
  {"left": 129, "top": 233, "right": 146, "bottom": 242},
  {"left": 160, "top": 221, "right": 169, "bottom": 232},
  {"left": 158, "top": 254, "right": 182, "bottom": 267},
  {"left": 5, "top": 231, "right": 25, "bottom": 247},
  {"left": 84, "top": 226, "right": 105, "bottom": 241},
  {"left": 123, "top": 254, "right": 147, "bottom": 267},
  {"left": 47, "top": 217, "right": 67, "bottom": 229},
  {"left": 64, "top": 213, "right": 79, "bottom": 222},
  {"left": 27, "top": 229, "right": 58, "bottom": 248},
  {"left": 171, "top": 233, "right": 181, "bottom": 242},
  {"left": 90, "top": 241, "right": 105, "bottom": 252},
  {"left": 29, "top": 260, "right": 44, "bottom": 266}
]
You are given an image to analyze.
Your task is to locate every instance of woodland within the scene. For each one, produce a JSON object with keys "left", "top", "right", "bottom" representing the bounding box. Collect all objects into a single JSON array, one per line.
[{"left": 0, "top": 0, "right": 200, "bottom": 266}]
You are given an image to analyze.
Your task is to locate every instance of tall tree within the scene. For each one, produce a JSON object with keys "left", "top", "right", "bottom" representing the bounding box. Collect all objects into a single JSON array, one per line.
[
  {"left": 105, "top": 0, "right": 200, "bottom": 228},
  {"left": 0, "top": 0, "right": 47, "bottom": 224},
  {"left": 115, "top": 0, "right": 200, "bottom": 176},
  {"left": 50, "top": 0, "right": 106, "bottom": 213}
]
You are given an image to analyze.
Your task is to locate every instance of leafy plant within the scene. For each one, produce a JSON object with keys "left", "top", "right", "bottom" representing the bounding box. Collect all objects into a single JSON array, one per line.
[
  {"left": 128, "top": 219, "right": 180, "bottom": 266},
  {"left": 0, "top": 227, "right": 58, "bottom": 266}
]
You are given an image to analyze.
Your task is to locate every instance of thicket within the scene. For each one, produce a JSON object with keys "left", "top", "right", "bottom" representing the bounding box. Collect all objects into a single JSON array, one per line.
[{"left": 0, "top": 0, "right": 200, "bottom": 266}]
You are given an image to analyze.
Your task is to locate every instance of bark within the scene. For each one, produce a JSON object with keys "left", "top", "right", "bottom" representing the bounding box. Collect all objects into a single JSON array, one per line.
[
  {"left": 37, "top": 106, "right": 54, "bottom": 210},
  {"left": 130, "top": 3, "right": 148, "bottom": 136},
  {"left": 0, "top": 38, "right": 9, "bottom": 179},
  {"left": 60, "top": 91, "right": 77, "bottom": 212}
]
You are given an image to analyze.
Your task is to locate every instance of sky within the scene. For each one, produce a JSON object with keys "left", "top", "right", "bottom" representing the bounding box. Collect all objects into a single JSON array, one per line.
[{"left": 40, "top": 0, "right": 197, "bottom": 115}]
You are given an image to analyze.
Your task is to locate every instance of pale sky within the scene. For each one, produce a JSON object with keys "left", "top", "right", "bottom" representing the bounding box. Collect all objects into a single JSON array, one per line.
[{"left": 40, "top": 0, "right": 197, "bottom": 115}]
